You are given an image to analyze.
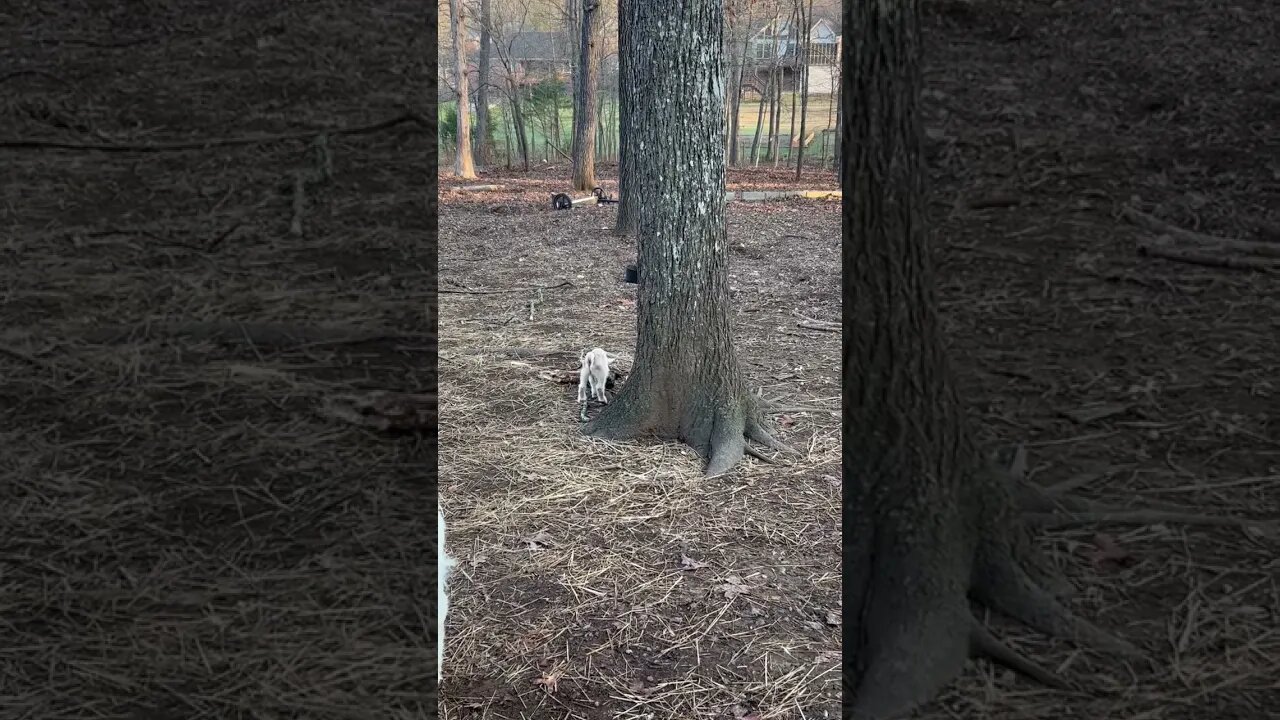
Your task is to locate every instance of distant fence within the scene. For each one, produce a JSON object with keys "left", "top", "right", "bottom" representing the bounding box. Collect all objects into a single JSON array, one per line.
[{"left": 440, "top": 129, "right": 838, "bottom": 170}]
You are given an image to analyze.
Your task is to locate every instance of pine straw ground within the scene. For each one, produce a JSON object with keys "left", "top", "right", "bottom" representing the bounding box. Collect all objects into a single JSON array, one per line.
[
  {"left": 2, "top": 2, "right": 436, "bottom": 719},
  {"left": 440, "top": 1, "right": 1278, "bottom": 719},
  {"left": 437, "top": 175, "right": 843, "bottom": 720}
]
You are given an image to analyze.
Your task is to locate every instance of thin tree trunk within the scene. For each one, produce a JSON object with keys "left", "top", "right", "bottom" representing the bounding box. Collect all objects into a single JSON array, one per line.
[
  {"left": 613, "top": 0, "right": 637, "bottom": 235},
  {"left": 728, "top": 8, "right": 753, "bottom": 167},
  {"left": 787, "top": 4, "right": 800, "bottom": 163},
  {"left": 749, "top": 71, "right": 767, "bottom": 165},
  {"left": 571, "top": 0, "right": 602, "bottom": 190},
  {"left": 449, "top": 0, "right": 476, "bottom": 178},
  {"left": 770, "top": 67, "right": 782, "bottom": 165},
  {"left": 475, "top": 0, "right": 493, "bottom": 167},
  {"left": 509, "top": 81, "right": 530, "bottom": 170},
  {"left": 794, "top": 0, "right": 813, "bottom": 177},
  {"left": 502, "top": 97, "right": 513, "bottom": 168}
]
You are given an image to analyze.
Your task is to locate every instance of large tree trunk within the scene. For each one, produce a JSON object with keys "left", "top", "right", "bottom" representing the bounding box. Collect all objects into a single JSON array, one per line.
[
  {"left": 571, "top": 0, "right": 602, "bottom": 191},
  {"left": 612, "top": 0, "right": 637, "bottom": 236},
  {"left": 475, "top": 0, "right": 493, "bottom": 167},
  {"left": 449, "top": 0, "right": 476, "bottom": 179},
  {"left": 585, "top": 0, "right": 786, "bottom": 477},
  {"left": 843, "top": 2, "right": 1139, "bottom": 717}
]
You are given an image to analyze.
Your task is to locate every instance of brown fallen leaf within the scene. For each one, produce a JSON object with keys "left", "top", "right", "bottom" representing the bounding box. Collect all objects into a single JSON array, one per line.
[
  {"left": 1088, "top": 532, "right": 1134, "bottom": 568},
  {"left": 533, "top": 669, "right": 562, "bottom": 694},
  {"left": 719, "top": 574, "right": 751, "bottom": 599},
  {"left": 777, "top": 414, "right": 796, "bottom": 428},
  {"left": 1060, "top": 402, "right": 1132, "bottom": 425},
  {"left": 522, "top": 530, "right": 555, "bottom": 551},
  {"left": 319, "top": 391, "right": 434, "bottom": 433},
  {"left": 680, "top": 553, "right": 709, "bottom": 571}
]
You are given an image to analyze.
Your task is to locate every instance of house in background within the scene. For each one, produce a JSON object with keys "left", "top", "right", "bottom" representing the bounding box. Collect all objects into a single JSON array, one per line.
[{"left": 742, "top": 16, "right": 840, "bottom": 93}]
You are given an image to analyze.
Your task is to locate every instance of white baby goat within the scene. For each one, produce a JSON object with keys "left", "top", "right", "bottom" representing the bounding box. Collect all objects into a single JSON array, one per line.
[
  {"left": 577, "top": 348, "right": 616, "bottom": 404},
  {"left": 438, "top": 508, "right": 456, "bottom": 685}
]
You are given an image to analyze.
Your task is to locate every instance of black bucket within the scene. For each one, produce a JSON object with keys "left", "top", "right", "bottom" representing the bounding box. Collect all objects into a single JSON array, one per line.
[{"left": 624, "top": 263, "right": 639, "bottom": 284}]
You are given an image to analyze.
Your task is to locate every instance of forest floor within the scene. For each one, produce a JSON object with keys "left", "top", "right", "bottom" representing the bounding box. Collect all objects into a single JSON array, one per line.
[
  {"left": 438, "top": 171, "right": 843, "bottom": 720},
  {"left": 1, "top": 3, "right": 437, "bottom": 718},
  {"left": 439, "top": 0, "right": 1279, "bottom": 719}
]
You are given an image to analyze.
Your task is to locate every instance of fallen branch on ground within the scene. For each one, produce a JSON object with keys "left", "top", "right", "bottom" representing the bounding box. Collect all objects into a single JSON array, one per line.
[
  {"left": 797, "top": 321, "right": 841, "bottom": 333},
  {"left": 1123, "top": 206, "right": 1280, "bottom": 258},
  {"left": 79, "top": 321, "right": 430, "bottom": 348},
  {"left": 0, "top": 113, "right": 424, "bottom": 153},
  {"left": 1137, "top": 238, "right": 1280, "bottom": 272},
  {"left": 439, "top": 280, "right": 574, "bottom": 295}
]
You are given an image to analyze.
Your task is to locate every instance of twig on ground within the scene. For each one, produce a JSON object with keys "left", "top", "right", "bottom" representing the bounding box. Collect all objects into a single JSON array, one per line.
[
  {"left": 797, "top": 321, "right": 841, "bottom": 333},
  {"left": 1123, "top": 206, "right": 1280, "bottom": 258},
  {"left": 0, "top": 113, "right": 424, "bottom": 153},
  {"left": 289, "top": 173, "right": 307, "bottom": 237},
  {"left": 440, "top": 280, "right": 574, "bottom": 295},
  {"left": 78, "top": 321, "right": 430, "bottom": 348},
  {"left": 1137, "top": 239, "right": 1280, "bottom": 272},
  {"left": 745, "top": 445, "right": 779, "bottom": 464}
]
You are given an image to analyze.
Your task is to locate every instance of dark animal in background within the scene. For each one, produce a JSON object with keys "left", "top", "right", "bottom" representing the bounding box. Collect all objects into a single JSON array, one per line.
[{"left": 551, "top": 193, "right": 572, "bottom": 210}]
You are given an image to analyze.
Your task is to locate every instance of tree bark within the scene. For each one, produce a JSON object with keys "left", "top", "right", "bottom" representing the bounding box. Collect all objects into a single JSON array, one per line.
[
  {"left": 613, "top": 0, "right": 637, "bottom": 236},
  {"left": 585, "top": 0, "right": 782, "bottom": 477},
  {"left": 475, "top": 0, "right": 493, "bottom": 167},
  {"left": 449, "top": 0, "right": 477, "bottom": 179},
  {"left": 571, "top": 0, "right": 602, "bottom": 191},
  {"left": 843, "top": 3, "right": 1139, "bottom": 718}
]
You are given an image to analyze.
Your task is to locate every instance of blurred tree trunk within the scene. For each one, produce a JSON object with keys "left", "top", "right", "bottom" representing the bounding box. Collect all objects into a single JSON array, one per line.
[
  {"left": 449, "top": 0, "right": 476, "bottom": 178},
  {"left": 613, "top": 0, "right": 637, "bottom": 235},
  {"left": 474, "top": 0, "right": 494, "bottom": 167},
  {"left": 571, "top": 0, "right": 601, "bottom": 190}
]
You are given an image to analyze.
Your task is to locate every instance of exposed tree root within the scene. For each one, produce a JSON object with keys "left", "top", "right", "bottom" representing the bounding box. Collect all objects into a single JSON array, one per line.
[
  {"left": 969, "top": 618, "right": 1072, "bottom": 691},
  {"left": 975, "top": 548, "right": 1143, "bottom": 659},
  {"left": 705, "top": 406, "right": 748, "bottom": 478},
  {"left": 746, "top": 414, "right": 802, "bottom": 455},
  {"left": 584, "top": 384, "right": 797, "bottom": 477},
  {"left": 1028, "top": 509, "right": 1275, "bottom": 532},
  {"left": 1017, "top": 478, "right": 1272, "bottom": 532}
]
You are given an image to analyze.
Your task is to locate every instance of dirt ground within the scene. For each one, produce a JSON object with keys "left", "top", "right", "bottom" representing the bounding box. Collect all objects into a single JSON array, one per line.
[
  {"left": 438, "top": 169, "right": 842, "bottom": 720},
  {"left": 2, "top": 3, "right": 437, "bottom": 718},
  {"left": 439, "top": 2, "right": 1278, "bottom": 720}
]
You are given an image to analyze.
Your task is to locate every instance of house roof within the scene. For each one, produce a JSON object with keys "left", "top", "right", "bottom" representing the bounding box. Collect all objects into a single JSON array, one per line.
[
  {"left": 507, "top": 31, "right": 570, "bottom": 60},
  {"left": 748, "top": 17, "right": 840, "bottom": 42}
]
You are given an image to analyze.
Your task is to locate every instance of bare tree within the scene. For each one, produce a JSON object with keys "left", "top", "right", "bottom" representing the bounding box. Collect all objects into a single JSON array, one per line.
[
  {"left": 793, "top": 0, "right": 813, "bottom": 177},
  {"left": 475, "top": 0, "right": 494, "bottom": 166},
  {"left": 483, "top": 0, "right": 536, "bottom": 169},
  {"left": 449, "top": 0, "right": 477, "bottom": 178},
  {"left": 570, "top": 0, "right": 602, "bottom": 190},
  {"left": 843, "top": 1, "right": 1141, "bottom": 717},
  {"left": 586, "top": 0, "right": 789, "bottom": 476},
  {"left": 612, "top": 0, "right": 636, "bottom": 235}
]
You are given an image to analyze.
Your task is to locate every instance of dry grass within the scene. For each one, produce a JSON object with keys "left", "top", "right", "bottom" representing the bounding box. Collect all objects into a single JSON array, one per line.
[{"left": 437, "top": 177, "right": 842, "bottom": 719}]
